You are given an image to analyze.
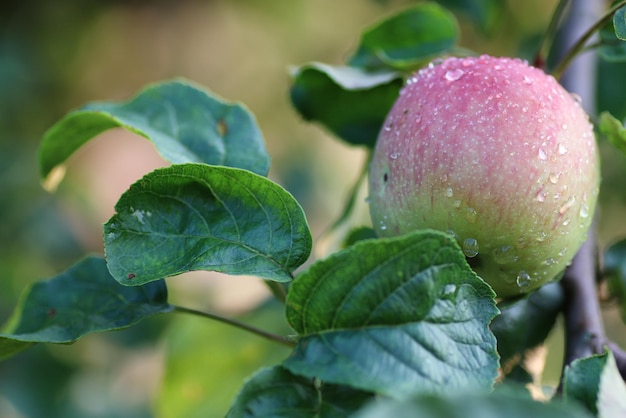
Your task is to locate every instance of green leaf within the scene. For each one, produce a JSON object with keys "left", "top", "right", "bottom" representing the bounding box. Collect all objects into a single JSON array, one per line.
[
  {"left": 226, "top": 366, "right": 372, "bottom": 418},
  {"left": 614, "top": 5, "right": 626, "bottom": 40},
  {"left": 290, "top": 63, "right": 402, "bottom": 148},
  {"left": 341, "top": 226, "right": 377, "bottom": 248},
  {"left": 604, "top": 238, "right": 626, "bottom": 322},
  {"left": 0, "top": 256, "right": 171, "bottom": 359},
  {"left": 564, "top": 350, "right": 626, "bottom": 417},
  {"left": 598, "top": 112, "right": 626, "bottom": 157},
  {"left": 435, "top": 0, "right": 506, "bottom": 35},
  {"left": 599, "top": 13, "right": 626, "bottom": 62},
  {"left": 38, "top": 79, "right": 270, "bottom": 188},
  {"left": 104, "top": 163, "right": 312, "bottom": 285},
  {"left": 353, "top": 390, "right": 593, "bottom": 418},
  {"left": 284, "top": 230, "right": 499, "bottom": 398},
  {"left": 490, "top": 282, "right": 563, "bottom": 378},
  {"left": 597, "top": 60, "right": 626, "bottom": 120},
  {"left": 348, "top": 3, "right": 459, "bottom": 71}
]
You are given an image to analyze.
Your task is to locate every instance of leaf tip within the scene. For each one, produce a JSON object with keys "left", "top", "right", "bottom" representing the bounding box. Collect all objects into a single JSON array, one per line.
[{"left": 41, "top": 165, "right": 67, "bottom": 192}]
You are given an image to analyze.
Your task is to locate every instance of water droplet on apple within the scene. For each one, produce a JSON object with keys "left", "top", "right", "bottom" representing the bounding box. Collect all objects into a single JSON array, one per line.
[
  {"left": 453, "top": 199, "right": 462, "bottom": 208},
  {"left": 523, "top": 75, "right": 533, "bottom": 85},
  {"left": 558, "top": 143, "right": 568, "bottom": 155},
  {"left": 536, "top": 231, "right": 547, "bottom": 242},
  {"left": 390, "top": 152, "right": 398, "bottom": 160},
  {"left": 579, "top": 202, "right": 589, "bottom": 218},
  {"left": 444, "top": 69, "right": 465, "bottom": 81},
  {"left": 562, "top": 217, "right": 571, "bottom": 226},
  {"left": 493, "top": 245, "right": 519, "bottom": 264},
  {"left": 516, "top": 271, "right": 531, "bottom": 287},
  {"left": 462, "top": 238, "right": 479, "bottom": 257},
  {"left": 549, "top": 173, "right": 560, "bottom": 184},
  {"left": 444, "top": 187, "right": 453, "bottom": 197},
  {"left": 543, "top": 257, "right": 556, "bottom": 266},
  {"left": 465, "top": 207, "right": 477, "bottom": 223},
  {"left": 516, "top": 237, "right": 528, "bottom": 248},
  {"left": 384, "top": 123, "right": 392, "bottom": 132},
  {"left": 538, "top": 149, "right": 547, "bottom": 160},
  {"left": 559, "top": 196, "right": 576, "bottom": 215},
  {"left": 562, "top": 123, "right": 568, "bottom": 130},
  {"left": 571, "top": 93, "right": 583, "bottom": 104},
  {"left": 446, "top": 229, "right": 457, "bottom": 239},
  {"left": 415, "top": 114, "right": 422, "bottom": 123},
  {"left": 535, "top": 190, "right": 546, "bottom": 202}
]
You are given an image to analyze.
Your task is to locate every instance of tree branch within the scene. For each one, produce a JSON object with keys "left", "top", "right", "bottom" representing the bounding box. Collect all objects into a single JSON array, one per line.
[{"left": 556, "top": 0, "right": 626, "bottom": 384}]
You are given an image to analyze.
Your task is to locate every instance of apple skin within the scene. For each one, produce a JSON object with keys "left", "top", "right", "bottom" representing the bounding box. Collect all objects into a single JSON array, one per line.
[{"left": 368, "top": 55, "right": 600, "bottom": 298}]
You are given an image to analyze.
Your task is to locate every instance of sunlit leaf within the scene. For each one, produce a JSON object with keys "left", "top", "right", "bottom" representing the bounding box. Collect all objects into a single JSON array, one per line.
[
  {"left": 348, "top": 3, "right": 459, "bottom": 71},
  {"left": 226, "top": 366, "right": 372, "bottom": 418},
  {"left": 284, "top": 230, "right": 499, "bottom": 398},
  {"left": 38, "top": 79, "right": 269, "bottom": 188},
  {"left": 0, "top": 256, "right": 171, "bottom": 359},
  {"left": 104, "top": 163, "right": 312, "bottom": 285},
  {"left": 290, "top": 63, "right": 402, "bottom": 148},
  {"left": 564, "top": 350, "right": 626, "bottom": 417},
  {"left": 598, "top": 112, "right": 626, "bottom": 157}
]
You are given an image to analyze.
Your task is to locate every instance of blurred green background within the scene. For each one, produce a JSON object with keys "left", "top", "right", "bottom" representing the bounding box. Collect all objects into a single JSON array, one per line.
[{"left": 1, "top": 1, "right": 626, "bottom": 417}]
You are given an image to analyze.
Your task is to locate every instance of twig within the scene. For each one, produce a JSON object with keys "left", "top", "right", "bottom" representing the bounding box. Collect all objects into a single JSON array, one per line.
[{"left": 173, "top": 305, "right": 296, "bottom": 348}]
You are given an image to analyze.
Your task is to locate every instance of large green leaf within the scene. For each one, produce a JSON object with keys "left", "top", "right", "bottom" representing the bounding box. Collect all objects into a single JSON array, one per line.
[
  {"left": 284, "top": 230, "right": 499, "bottom": 398},
  {"left": 0, "top": 256, "right": 171, "bottom": 360},
  {"left": 290, "top": 63, "right": 402, "bottom": 148},
  {"left": 226, "top": 366, "right": 372, "bottom": 418},
  {"left": 104, "top": 163, "right": 312, "bottom": 285},
  {"left": 564, "top": 350, "right": 626, "bottom": 417},
  {"left": 348, "top": 3, "right": 459, "bottom": 71},
  {"left": 38, "top": 79, "right": 269, "bottom": 187},
  {"left": 353, "top": 390, "right": 592, "bottom": 418}
]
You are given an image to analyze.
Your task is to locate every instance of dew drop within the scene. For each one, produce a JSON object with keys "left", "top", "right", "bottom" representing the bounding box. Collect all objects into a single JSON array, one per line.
[
  {"left": 516, "top": 237, "right": 528, "bottom": 248},
  {"left": 453, "top": 199, "right": 462, "bottom": 208},
  {"left": 538, "top": 149, "right": 547, "bottom": 160},
  {"left": 442, "top": 284, "right": 456, "bottom": 296},
  {"left": 384, "top": 123, "right": 392, "bottom": 132},
  {"left": 559, "top": 196, "right": 576, "bottom": 215},
  {"left": 549, "top": 173, "right": 560, "bottom": 184},
  {"left": 579, "top": 202, "right": 590, "bottom": 218},
  {"left": 415, "top": 114, "right": 422, "bottom": 124},
  {"left": 558, "top": 247, "right": 568, "bottom": 257},
  {"left": 562, "top": 123, "right": 568, "bottom": 130},
  {"left": 543, "top": 257, "right": 557, "bottom": 266},
  {"left": 535, "top": 190, "right": 546, "bottom": 202},
  {"left": 493, "top": 245, "right": 519, "bottom": 264},
  {"left": 446, "top": 229, "right": 457, "bottom": 239},
  {"left": 390, "top": 152, "right": 398, "bottom": 160},
  {"left": 465, "top": 207, "right": 477, "bottom": 223},
  {"left": 462, "top": 238, "right": 479, "bottom": 258},
  {"left": 536, "top": 231, "right": 547, "bottom": 242},
  {"left": 516, "top": 271, "right": 531, "bottom": 287},
  {"left": 444, "top": 68, "right": 465, "bottom": 81},
  {"left": 523, "top": 75, "right": 533, "bottom": 85},
  {"left": 562, "top": 217, "right": 571, "bottom": 226},
  {"left": 558, "top": 143, "right": 568, "bottom": 155},
  {"left": 444, "top": 187, "right": 454, "bottom": 197}
]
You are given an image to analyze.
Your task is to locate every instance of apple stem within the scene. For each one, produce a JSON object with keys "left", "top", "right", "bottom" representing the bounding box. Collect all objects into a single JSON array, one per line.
[
  {"left": 534, "top": 0, "right": 570, "bottom": 70},
  {"left": 556, "top": 0, "right": 626, "bottom": 386}
]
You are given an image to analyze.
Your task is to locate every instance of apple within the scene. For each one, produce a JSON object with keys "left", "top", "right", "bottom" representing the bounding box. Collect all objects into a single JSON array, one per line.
[{"left": 368, "top": 55, "right": 600, "bottom": 298}]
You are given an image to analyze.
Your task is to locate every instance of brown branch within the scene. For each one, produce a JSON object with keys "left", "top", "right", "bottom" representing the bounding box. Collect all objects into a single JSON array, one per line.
[{"left": 556, "top": 0, "right": 626, "bottom": 386}]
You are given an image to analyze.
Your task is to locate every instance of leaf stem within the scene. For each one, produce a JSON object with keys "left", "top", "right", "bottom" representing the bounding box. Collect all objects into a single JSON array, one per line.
[
  {"left": 534, "top": 0, "right": 571, "bottom": 69},
  {"left": 551, "top": 0, "right": 626, "bottom": 79},
  {"left": 173, "top": 305, "right": 296, "bottom": 348}
]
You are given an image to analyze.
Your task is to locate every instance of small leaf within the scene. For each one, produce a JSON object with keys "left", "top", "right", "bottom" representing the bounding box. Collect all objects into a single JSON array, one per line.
[
  {"left": 353, "top": 389, "right": 593, "bottom": 418},
  {"left": 104, "top": 163, "right": 312, "bottom": 285},
  {"left": 604, "top": 238, "right": 626, "bottom": 322},
  {"left": 38, "top": 79, "right": 270, "bottom": 188},
  {"left": 614, "top": 5, "right": 626, "bottom": 40},
  {"left": 435, "top": 0, "right": 505, "bottom": 35},
  {"left": 564, "top": 350, "right": 626, "bottom": 417},
  {"left": 598, "top": 112, "right": 626, "bottom": 157},
  {"left": 226, "top": 366, "right": 372, "bottom": 418},
  {"left": 342, "top": 226, "right": 377, "bottom": 248},
  {"left": 0, "top": 256, "right": 171, "bottom": 359},
  {"left": 348, "top": 3, "right": 459, "bottom": 71},
  {"left": 290, "top": 63, "right": 402, "bottom": 148},
  {"left": 284, "top": 230, "right": 499, "bottom": 398},
  {"left": 599, "top": 15, "right": 626, "bottom": 62}
]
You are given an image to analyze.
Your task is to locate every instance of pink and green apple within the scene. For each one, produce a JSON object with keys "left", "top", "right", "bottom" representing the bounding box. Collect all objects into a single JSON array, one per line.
[{"left": 368, "top": 55, "right": 600, "bottom": 298}]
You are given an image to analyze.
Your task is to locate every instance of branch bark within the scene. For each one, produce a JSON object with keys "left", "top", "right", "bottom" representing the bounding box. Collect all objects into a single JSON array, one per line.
[{"left": 556, "top": 0, "right": 626, "bottom": 384}]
